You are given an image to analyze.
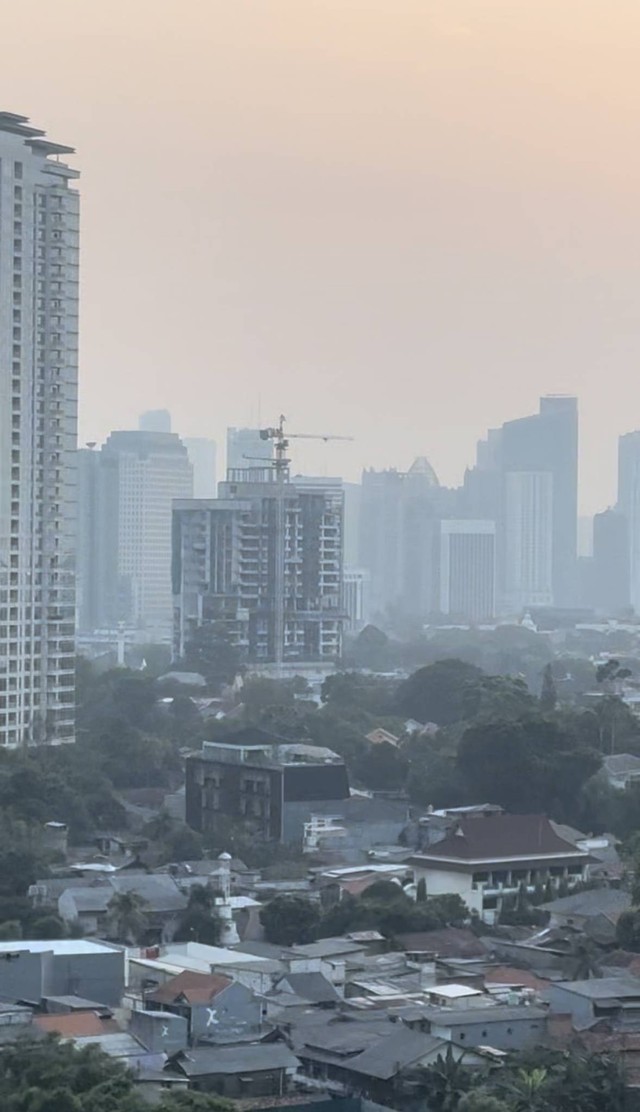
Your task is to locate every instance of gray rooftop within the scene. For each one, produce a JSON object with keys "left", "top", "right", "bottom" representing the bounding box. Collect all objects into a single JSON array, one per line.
[
  {"left": 603, "top": 754, "right": 640, "bottom": 774},
  {"left": 553, "top": 976, "right": 640, "bottom": 1000},
  {"left": 276, "top": 973, "right": 341, "bottom": 1005},
  {"left": 174, "top": 1043, "right": 300, "bottom": 1076},
  {"left": 426, "top": 1005, "right": 548, "bottom": 1026},
  {"left": 540, "top": 888, "right": 630, "bottom": 917},
  {"left": 292, "top": 938, "right": 367, "bottom": 960},
  {"left": 346, "top": 1028, "right": 447, "bottom": 1079}
]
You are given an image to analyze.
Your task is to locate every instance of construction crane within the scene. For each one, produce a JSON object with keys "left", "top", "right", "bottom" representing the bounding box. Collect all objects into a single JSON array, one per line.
[
  {"left": 257, "top": 415, "right": 353, "bottom": 672},
  {"left": 259, "top": 414, "right": 353, "bottom": 479}
]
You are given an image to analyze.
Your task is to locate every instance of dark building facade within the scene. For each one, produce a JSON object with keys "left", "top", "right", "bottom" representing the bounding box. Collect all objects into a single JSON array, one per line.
[{"left": 186, "top": 731, "right": 350, "bottom": 843}]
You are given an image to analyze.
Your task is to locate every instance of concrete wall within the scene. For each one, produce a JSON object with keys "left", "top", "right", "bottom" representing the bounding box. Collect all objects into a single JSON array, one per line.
[
  {"left": 130, "top": 1009, "right": 189, "bottom": 1055},
  {"left": 47, "top": 950, "right": 124, "bottom": 1007},
  {"left": 191, "top": 981, "right": 262, "bottom": 1043},
  {"left": 410, "top": 864, "right": 482, "bottom": 916},
  {"left": 432, "top": 1015, "right": 547, "bottom": 1052},
  {"left": 0, "top": 952, "right": 48, "bottom": 1003},
  {"left": 546, "top": 985, "right": 594, "bottom": 1027}
]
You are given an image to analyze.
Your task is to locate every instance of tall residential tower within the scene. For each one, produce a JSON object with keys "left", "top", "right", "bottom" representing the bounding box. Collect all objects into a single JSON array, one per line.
[{"left": 0, "top": 113, "right": 79, "bottom": 746}]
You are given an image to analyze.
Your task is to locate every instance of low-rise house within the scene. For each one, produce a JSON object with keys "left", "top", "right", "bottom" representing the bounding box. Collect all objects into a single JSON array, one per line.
[
  {"left": 602, "top": 754, "right": 640, "bottom": 790},
  {"left": 292, "top": 1019, "right": 475, "bottom": 1104},
  {"left": 273, "top": 972, "right": 341, "bottom": 1007},
  {"left": 539, "top": 888, "right": 631, "bottom": 945},
  {"left": 414, "top": 1003, "right": 549, "bottom": 1051},
  {"left": 547, "top": 976, "right": 640, "bottom": 1030},
  {"left": 408, "top": 813, "right": 591, "bottom": 922},
  {"left": 147, "top": 970, "right": 262, "bottom": 1044},
  {"left": 168, "top": 1043, "right": 300, "bottom": 1097},
  {"left": 365, "top": 729, "right": 400, "bottom": 748}
]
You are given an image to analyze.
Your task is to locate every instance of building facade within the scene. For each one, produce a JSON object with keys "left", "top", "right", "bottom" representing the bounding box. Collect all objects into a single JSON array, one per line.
[
  {"left": 439, "top": 520, "right": 496, "bottom": 621},
  {"left": 184, "top": 437, "right": 217, "bottom": 499},
  {"left": 172, "top": 470, "right": 344, "bottom": 666},
  {"left": 343, "top": 567, "right": 370, "bottom": 633},
  {"left": 77, "top": 430, "right": 193, "bottom": 640},
  {"left": 618, "top": 431, "right": 640, "bottom": 613},
  {"left": 0, "top": 112, "right": 79, "bottom": 746}
]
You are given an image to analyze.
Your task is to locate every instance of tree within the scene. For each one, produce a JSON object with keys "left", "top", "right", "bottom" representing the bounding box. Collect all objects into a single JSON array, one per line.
[
  {"left": 348, "top": 625, "right": 393, "bottom": 672},
  {"left": 616, "top": 908, "right": 640, "bottom": 952},
  {"left": 397, "top": 659, "right": 483, "bottom": 726},
  {"left": 418, "top": 1045, "right": 474, "bottom": 1111},
  {"left": 461, "top": 675, "right": 536, "bottom": 721},
  {"left": 540, "top": 664, "right": 557, "bottom": 712},
  {"left": 107, "top": 891, "right": 149, "bottom": 944},
  {"left": 182, "top": 623, "right": 243, "bottom": 689},
  {"left": 416, "top": 877, "right": 427, "bottom": 903},
  {"left": 174, "top": 885, "right": 222, "bottom": 946},
  {"left": 353, "top": 741, "right": 408, "bottom": 791},
  {"left": 260, "top": 895, "right": 320, "bottom": 945},
  {"left": 457, "top": 1094, "right": 512, "bottom": 1112}
]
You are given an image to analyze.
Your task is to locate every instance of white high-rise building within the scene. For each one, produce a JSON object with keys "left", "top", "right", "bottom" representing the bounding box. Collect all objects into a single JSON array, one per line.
[
  {"left": 439, "top": 521, "right": 496, "bottom": 622},
  {"left": 98, "top": 431, "right": 193, "bottom": 641},
  {"left": 503, "top": 471, "right": 554, "bottom": 611},
  {"left": 0, "top": 113, "right": 79, "bottom": 747}
]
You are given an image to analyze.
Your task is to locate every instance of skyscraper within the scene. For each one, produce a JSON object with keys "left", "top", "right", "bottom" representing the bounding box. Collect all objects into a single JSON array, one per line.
[
  {"left": 0, "top": 113, "right": 79, "bottom": 746},
  {"left": 592, "top": 508, "right": 630, "bottom": 615},
  {"left": 172, "top": 471, "right": 344, "bottom": 667},
  {"left": 499, "top": 396, "right": 578, "bottom": 612},
  {"left": 439, "top": 521, "right": 496, "bottom": 621},
  {"left": 617, "top": 430, "right": 640, "bottom": 613},
  {"left": 226, "top": 427, "right": 273, "bottom": 473},
  {"left": 77, "top": 431, "right": 193, "bottom": 640},
  {"left": 358, "top": 458, "right": 446, "bottom": 621},
  {"left": 184, "top": 437, "right": 217, "bottom": 498}
]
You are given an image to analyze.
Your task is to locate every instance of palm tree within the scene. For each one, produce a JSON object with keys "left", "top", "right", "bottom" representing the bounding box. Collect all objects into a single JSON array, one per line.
[
  {"left": 107, "top": 891, "right": 149, "bottom": 944},
  {"left": 418, "top": 1045, "right": 477, "bottom": 1112},
  {"left": 500, "top": 1067, "right": 548, "bottom": 1111}
]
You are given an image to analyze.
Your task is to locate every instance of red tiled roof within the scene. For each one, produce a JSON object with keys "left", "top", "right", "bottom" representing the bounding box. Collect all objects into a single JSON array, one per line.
[
  {"left": 148, "top": 970, "right": 233, "bottom": 1006},
  {"left": 395, "top": 928, "right": 488, "bottom": 959},
  {"left": 34, "top": 1013, "right": 120, "bottom": 1037},
  {"left": 410, "top": 814, "right": 587, "bottom": 864},
  {"left": 484, "top": 966, "right": 549, "bottom": 991}
]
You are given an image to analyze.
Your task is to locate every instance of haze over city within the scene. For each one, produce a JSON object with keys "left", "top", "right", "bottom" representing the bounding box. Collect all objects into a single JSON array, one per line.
[{"left": 4, "top": 0, "right": 640, "bottom": 508}]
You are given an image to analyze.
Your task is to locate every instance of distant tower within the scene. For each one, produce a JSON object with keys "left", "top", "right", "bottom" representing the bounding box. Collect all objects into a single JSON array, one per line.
[{"left": 215, "top": 852, "right": 239, "bottom": 946}]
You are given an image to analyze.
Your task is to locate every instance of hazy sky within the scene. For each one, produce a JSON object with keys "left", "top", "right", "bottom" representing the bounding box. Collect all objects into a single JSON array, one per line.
[{"left": 3, "top": 0, "right": 640, "bottom": 509}]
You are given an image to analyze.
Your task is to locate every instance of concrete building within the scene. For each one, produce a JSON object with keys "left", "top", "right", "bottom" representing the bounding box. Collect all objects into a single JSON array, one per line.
[
  {"left": 439, "top": 520, "right": 496, "bottom": 621},
  {"left": 226, "top": 427, "right": 273, "bottom": 473},
  {"left": 172, "top": 470, "right": 344, "bottom": 667},
  {"left": 0, "top": 112, "right": 79, "bottom": 746},
  {"left": 547, "top": 977, "right": 640, "bottom": 1031},
  {"left": 408, "top": 812, "right": 590, "bottom": 923},
  {"left": 184, "top": 437, "right": 217, "bottom": 498},
  {"left": 0, "top": 940, "right": 124, "bottom": 1008},
  {"left": 147, "top": 970, "right": 262, "bottom": 1044},
  {"left": 592, "top": 508, "right": 629, "bottom": 615},
  {"left": 343, "top": 568, "right": 370, "bottom": 633},
  {"left": 77, "top": 430, "right": 192, "bottom": 640},
  {"left": 500, "top": 396, "right": 578, "bottom": 612},
  {"left": 359, "top": 458, "right": 447, "bottom": 621},
  {"left": 617, "top": 431, "right": 640, "bottom": 613},
  {"left": 186, "top": 731, "right": 350, "bottom": 843}
]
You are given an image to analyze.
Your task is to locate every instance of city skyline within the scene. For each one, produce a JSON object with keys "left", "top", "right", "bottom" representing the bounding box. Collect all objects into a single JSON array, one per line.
[{"left": 4, "top": 2, "right": 640, "bottom": 512}]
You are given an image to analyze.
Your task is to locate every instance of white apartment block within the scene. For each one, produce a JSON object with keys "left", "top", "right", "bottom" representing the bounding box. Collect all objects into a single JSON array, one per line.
[{"left": 0, "top": 113, "right": 79, "bottom": 746}]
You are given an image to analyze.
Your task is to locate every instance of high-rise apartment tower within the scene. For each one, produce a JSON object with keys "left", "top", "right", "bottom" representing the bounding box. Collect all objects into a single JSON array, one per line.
[{"left": 0, "top": 113, "right": 79, "bottom": 746}]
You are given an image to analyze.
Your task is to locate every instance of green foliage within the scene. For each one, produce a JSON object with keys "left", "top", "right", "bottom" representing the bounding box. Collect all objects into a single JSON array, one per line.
[
  {"left": 181, "top": 623, "right": 243, "bottom": 688},
  {"left": 615, "top": 908, "right": 640, "bottom": 952},
  {"left": 456, "top": 714, "right": 601, "bottom": 819},
  {"left": 539, "top": 664, "right": 557, "bottom": 712},
  {"left": 461, "top": 675, "right": 536, "bottom": 722},
  {"left": 397, "top": 659, "right": 483, "bottom": 725},
  {"left": 174, "top": 885, "right": 222, "bottom": 945},
  {"left": 260, "top": 895, "right": 320, "bottom": 946},
  {"left": 416, "top": 876, "right": 427, "bottom": 902},
  {"left": 319, "top": 885, "right": 468, "bottom": 941},
  {"left": 107, "top": 891, "right": 149, "bottom": 945},
  {"left": 457, "top": 1094, "right": 512, "bottom": 1112},
  {"left": 347, "top": 625, "right": 393, "bottom": 672}
]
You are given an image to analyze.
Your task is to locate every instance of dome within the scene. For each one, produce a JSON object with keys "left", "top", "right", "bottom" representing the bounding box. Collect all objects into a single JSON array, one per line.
[{"left": 407, "top": 456, "right": 439, "bottom": 487}]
